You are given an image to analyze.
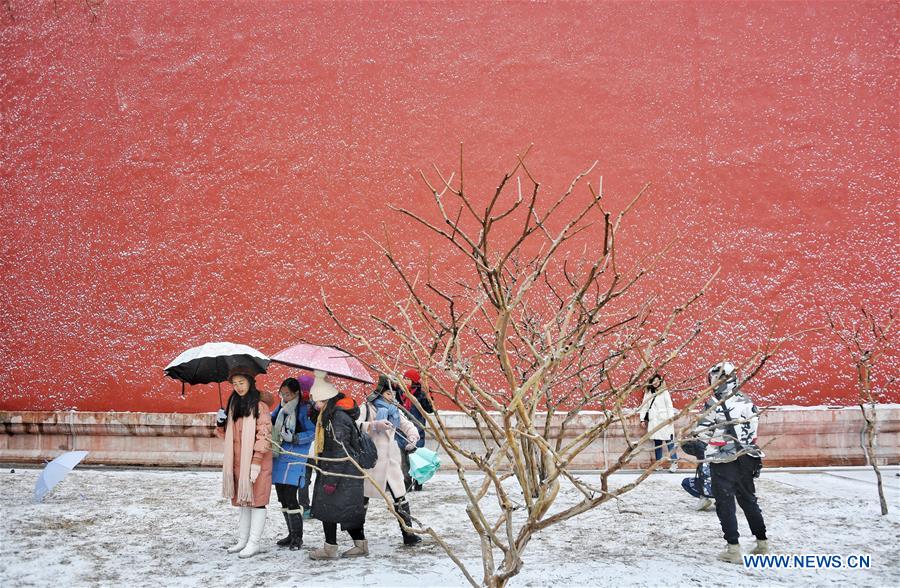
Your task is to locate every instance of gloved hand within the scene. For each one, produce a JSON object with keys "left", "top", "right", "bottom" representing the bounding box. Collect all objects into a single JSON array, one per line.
[
  {"left": 405, "top": 443, "right": 417, "bottom": 453},
  {"left": 215, "top": 408, "right": 227, "bottom": 427},
  {"left": 250, "top": 463, "right": 261, "bottom": 483},
  {"left": 371, "top": 420, "right": 392, "bottom": 434}
]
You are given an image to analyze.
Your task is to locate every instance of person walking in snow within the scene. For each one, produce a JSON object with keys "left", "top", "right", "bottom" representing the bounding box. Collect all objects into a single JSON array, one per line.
[
  {"left": 215, "top": 366, "right": 273, "bottom": 559},
  {"left": 270, "top": 376, "right": 316, "bottom": 550},
  {"left": 360, "top": 375, "right": 423, "bottom": 546},
  {"left": 307, "top": 372, "right": 368, "bottom": 560},
  {"left": 639, "top": 373, "right": 679, "bottom": 473},
  {"left": 398, "top": 369, "right": 434, "bottom": 491},
  {"left": 694, "top": 361, "right": 769, "bottom": 563}
]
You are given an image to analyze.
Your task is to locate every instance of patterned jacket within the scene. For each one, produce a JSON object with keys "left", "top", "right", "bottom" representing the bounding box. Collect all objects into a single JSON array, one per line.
[{"left": 694, "top": 388, "right": 764, "bottom": 462}]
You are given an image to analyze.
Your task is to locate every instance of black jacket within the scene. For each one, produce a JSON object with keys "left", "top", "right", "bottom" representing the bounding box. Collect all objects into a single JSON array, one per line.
[
  {"left": 399, "top": 383, "right": 433, "bottom": 448},
  {"left": 310, "top": 403, "right": 366, "bottom": 529}
]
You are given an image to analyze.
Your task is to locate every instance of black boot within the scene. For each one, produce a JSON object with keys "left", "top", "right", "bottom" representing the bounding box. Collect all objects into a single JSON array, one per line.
[
  {"left": 276, "top": 510, "right": 292, "bottom": 547},
  {"left": 395, "top": 498, "right": 422, "bottom": 546},
  {"left": 288, "top": 509, "right": 304, "bottom": 551}
]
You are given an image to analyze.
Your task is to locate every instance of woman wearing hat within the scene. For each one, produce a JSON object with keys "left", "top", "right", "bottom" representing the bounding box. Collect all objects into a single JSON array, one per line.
[
  {"left": 307, "top": 371, "right": 368, "bottom": 560},
  {"left": 398, "top": 369, "right": 433, "bottom": 491},
  {"left": 270, "top": 375, "right": 316, "bottom": 550},
  {"left": 360, "top": 375, "right": 422, "bottom": 546},
  {"left": 216, "top": 366, "right": 273, "bottom": 558}
]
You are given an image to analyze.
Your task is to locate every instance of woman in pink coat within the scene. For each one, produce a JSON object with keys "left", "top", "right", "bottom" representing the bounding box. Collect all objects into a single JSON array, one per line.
[
  {"left": 215, "top": 366, "right": 273, "bottom": 558},
  {"left": 358, "top": 376, "right": 422, "bottom": 546}
]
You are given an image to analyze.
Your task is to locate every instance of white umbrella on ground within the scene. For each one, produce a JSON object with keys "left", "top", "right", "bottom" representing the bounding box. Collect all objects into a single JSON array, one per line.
[{"left": 34, "top": 450, "right": 89, "bottom": 503}]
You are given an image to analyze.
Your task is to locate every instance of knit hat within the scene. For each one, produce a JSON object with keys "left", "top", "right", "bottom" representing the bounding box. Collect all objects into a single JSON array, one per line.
[
  {"left": 297, "top": 374, "right": 314, "bottom": 393},
  {"left": 310, "top": 370, "right": 339, "bottom": 402},
  {"left": 227, "top": 365, "right": 256, "bottom": 382},
  {"left": 403, "top": 369, "right": 421, "bottom": 383},
  {"left": 366, "top": 374, "right": 397, "bottom": 402}
]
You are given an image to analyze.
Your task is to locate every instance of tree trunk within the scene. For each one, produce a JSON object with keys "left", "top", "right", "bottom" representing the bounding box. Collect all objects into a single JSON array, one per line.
[{"left": 860, "top": 403, "right": 889, "bottom": 516}]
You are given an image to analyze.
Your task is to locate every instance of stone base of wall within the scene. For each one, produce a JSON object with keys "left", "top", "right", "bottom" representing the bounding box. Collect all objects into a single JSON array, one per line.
[{"left": 1, "top": 406, "right": 897, "bottom": 468}]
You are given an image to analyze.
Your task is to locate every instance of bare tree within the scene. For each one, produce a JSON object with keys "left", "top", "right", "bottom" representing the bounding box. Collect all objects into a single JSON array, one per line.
[
  {"left": 828, "top": 307, "right": 895, "bottom": 516},
  {"left": 324, "top": 147, "right": 777, "bottom": 587}
]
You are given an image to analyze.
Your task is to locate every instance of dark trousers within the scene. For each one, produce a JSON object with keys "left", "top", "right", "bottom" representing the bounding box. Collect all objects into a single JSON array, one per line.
[
  {"left": 275, "top": 483, "right": 300, "bottom": 510},
  {"left": 323, "top": 521, "right": 365, "bottom": 544},
  {"left": 401, "top": 449, "right": 413, "bottom": 491},
  {"left": 299, "top": 464, "right": 313, "bottom": 509},
  {"left": 710, "top": 455, "right": 767, "bottom": 544}
]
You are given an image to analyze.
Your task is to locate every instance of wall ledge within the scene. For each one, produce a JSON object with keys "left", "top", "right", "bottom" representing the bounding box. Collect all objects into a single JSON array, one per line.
[{"left": 2, "top": 406, "right": 897, "bottom": 468}]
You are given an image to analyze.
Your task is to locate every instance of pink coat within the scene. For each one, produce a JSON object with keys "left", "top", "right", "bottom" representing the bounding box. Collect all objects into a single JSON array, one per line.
[
  {"left": 216, "top": 402, "right": 273, "bottom": 507},
  {"left": 358, "top": 403, "right": 419, "bottom": 500}
]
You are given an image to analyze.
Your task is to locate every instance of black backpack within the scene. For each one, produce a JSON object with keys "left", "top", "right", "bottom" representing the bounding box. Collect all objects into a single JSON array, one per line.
[
  {"left": 355, "top": 403, "right": 379, "bottom": 469},
  {"left": 681, "top": 439, "right": 707, "bottom": 460}
]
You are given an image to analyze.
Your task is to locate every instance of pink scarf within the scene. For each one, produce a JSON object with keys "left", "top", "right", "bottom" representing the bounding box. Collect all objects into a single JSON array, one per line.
[{"left": 222, "top": 406, "right": 257, "bottom": 504}]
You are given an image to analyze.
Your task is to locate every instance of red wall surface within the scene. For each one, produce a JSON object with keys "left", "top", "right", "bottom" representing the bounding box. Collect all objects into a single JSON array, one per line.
[{"left": 1, "top": 1, "right": 897, "bottom": 412}]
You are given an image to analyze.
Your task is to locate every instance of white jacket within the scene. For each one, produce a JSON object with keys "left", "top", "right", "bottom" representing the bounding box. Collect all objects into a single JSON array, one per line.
[
  {"left": 639, "top": 386, "right": 675, "bottom": 441},
  {"left": 357, "top": 402, "right": 419, "bottom": 500}
]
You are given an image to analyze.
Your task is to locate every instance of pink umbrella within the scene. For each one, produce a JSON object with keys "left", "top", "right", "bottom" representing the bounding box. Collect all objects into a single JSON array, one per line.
[{"left": 270, "top": 343, "right": 374, "bottom": 384}]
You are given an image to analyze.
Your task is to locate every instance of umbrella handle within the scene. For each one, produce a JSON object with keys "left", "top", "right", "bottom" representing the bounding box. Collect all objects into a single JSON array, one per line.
[
  {"left": 218, "top": 382, "right": 224, "bottom": 409},
  {"left": 392, "top": 428, "right": 423, "bottom": 446}
]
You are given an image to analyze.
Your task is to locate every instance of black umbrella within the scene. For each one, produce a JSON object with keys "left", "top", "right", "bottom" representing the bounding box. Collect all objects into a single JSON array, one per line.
[{"left": 164, "top": 342, "right": 270, "bottom": 405}]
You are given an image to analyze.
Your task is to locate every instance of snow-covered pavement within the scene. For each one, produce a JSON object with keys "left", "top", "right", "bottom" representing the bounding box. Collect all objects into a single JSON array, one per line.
[{"left": 1, "top": 466, "right": 897, "bottom": 587}]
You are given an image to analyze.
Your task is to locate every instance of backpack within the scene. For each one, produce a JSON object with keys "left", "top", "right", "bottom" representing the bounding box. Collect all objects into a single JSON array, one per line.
[
  {"left": 355, "top": 403, "right": 379, "bottom": 469},
  {"left": 680, "top": 439, "right": 707, "bottom": 460}
]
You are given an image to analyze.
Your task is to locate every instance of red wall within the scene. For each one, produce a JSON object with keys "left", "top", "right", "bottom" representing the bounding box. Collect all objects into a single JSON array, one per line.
[{"left": 1, "top": 1, "right": 897, "bottom": 412}]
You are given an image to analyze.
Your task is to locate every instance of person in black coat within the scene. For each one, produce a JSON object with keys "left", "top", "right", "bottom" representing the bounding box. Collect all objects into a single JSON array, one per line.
[
  {"left": 308, "top": 371, "right": 368, "bottom": 560},
  {"left": 400, "top": 369, "right": 434, "bottom": 491}
]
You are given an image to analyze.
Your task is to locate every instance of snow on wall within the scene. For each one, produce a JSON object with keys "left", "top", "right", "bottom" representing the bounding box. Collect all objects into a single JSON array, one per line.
[{"left": 0, "top": 1, "right": 897, "bottom": 412}]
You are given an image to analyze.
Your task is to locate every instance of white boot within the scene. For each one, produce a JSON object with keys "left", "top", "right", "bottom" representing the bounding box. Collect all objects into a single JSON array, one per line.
[
  {"left": 718, "top": 543, "right": 743, "bottom": 564},
  {"left": 751, "top": 539, "right": 770, "bottom": 554},
  {"left": 238, "top": 508, "right": 267, "bottom": 558},
  {"left": 696, "top": 497, "right": 714, "bottom": 511},
  {"left": 226, "top": 507, "right": 252, "bottom": 553}
]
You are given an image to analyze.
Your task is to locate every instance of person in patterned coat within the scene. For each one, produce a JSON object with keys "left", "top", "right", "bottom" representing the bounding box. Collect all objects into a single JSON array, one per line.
[{"left": 695, "top": 361, "right": 769, "bottom": 563}]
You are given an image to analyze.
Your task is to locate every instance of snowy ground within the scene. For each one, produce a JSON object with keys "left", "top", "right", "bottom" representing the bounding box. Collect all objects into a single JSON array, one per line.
[{"left": 1, "top": 466, "right": 897, "bottom": 587}]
